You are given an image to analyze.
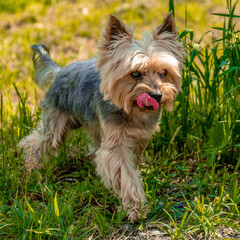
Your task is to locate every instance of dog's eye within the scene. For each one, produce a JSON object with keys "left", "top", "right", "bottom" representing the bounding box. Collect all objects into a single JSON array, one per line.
[
  {"left": 131, "top": 71, "right": 142, "bottom": 80},
  {"left": 158, "top": 69, "right": 168, "bottom": 78}
]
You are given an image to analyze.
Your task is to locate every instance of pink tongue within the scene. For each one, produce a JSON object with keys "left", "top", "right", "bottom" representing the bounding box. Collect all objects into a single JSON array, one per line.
[{"left": 137, "top": 93, "right": 159, "bottom": 109}]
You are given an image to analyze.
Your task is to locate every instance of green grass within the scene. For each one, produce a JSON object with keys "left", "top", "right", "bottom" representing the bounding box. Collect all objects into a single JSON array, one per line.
[{"left": 0, "top": 0, "right": 240, "bottom": 239}]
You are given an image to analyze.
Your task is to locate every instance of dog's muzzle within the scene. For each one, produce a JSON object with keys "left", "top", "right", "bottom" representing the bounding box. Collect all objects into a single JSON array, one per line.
[{"left": 148, "top": 91, "right": 162, "bottom": 103}]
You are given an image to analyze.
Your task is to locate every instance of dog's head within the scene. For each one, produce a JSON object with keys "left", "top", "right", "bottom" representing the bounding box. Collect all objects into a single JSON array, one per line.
[{"left": 97, "top": 13, "right": 185, "bottom": 114}]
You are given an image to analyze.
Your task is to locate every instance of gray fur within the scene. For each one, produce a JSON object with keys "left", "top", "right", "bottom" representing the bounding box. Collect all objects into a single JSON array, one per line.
[
  {"left": 36, "top": 45, "right": 125, "bottom": 131},
  {"left": 19, "top": 44, "right": 127, "bottom": 169}
]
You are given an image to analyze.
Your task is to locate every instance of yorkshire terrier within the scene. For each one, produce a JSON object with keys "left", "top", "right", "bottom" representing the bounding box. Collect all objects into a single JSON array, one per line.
[{"left": 19, "top": 12, "right": 185, "bottom": 221}]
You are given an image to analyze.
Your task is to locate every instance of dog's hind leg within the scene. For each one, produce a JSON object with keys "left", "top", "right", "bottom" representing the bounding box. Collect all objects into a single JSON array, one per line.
[{"left": 19, "top": 107, "right": 75, "bottom": 170}]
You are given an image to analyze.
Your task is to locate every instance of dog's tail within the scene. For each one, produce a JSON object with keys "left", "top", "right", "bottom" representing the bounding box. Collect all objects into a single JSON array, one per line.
[{"left": 31, "top": 44, "right": 61, "bottom": 92}]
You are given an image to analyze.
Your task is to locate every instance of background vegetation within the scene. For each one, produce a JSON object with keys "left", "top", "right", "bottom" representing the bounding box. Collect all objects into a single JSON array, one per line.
[{"left": 0, "top": 0, "right": 239, "bottom": 239}]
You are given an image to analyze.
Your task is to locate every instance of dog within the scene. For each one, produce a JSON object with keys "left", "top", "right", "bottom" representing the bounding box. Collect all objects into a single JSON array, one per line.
[{"left": 19, "top": 12, "right": 185, "bottom": 221}]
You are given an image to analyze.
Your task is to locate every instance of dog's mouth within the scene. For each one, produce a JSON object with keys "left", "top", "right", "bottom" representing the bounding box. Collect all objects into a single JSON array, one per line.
[
  {"left": 144, "top": 106, "right": 155, "bottom": 110},
  {"left": 136, "top": 93, "right": 161, "bottom": 110}
]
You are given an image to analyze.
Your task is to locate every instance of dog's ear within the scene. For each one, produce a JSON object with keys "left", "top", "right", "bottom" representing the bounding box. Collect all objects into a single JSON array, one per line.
[
  {"left": 97, "top": 15, "right": 133, "bottom": 69},
  {"left": 153, "top": 11, "right": 176, "bottom": 39},
  {"left": 102, "top": 14, "right": 133, "bottom": 44}
]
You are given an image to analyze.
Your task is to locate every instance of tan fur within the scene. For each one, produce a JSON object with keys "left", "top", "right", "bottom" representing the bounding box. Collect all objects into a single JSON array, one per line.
[
  {"left": 97, "top": 17, "right": 184, "bottom": 114},
  {"left": 95, "top": 13, "right": 185, "bottom": 220},
  {"left": 94, "top": 119, "right": 151, "bottom": 220},
  {"left": 19, "top": 109, "right": 72, "bottom": 169}
]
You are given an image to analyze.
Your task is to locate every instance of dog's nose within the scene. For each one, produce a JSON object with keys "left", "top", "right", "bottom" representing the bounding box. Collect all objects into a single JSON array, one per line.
[{"left": 149, "top": 92, "right": 162, "bottom": 102}]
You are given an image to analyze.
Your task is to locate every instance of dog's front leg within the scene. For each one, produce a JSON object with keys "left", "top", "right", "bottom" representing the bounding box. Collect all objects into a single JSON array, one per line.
[{"left": 94, "top": 125, "right": 147, "bottom": 221}]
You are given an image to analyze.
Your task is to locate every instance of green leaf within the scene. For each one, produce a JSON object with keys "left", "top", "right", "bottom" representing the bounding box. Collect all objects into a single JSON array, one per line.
[
  {"left": 218, "top": 60, "right": 229, "bottom": 68},
  {"left": 54, "top": 192, "right": 59, "bottom": 217},
  {"left": 179, "top": 28, "right": 193, "bottom": 40},
  {"left": 26, "top": 200, "right": 35, "bottom": 214},
  {"left": 213, "top": 66, "right": 239, "bottom": 81},
  {"left": 204, "top": 123, "right": 231, "bottom": 163},
  {"left": 207, "top": 123, "right": 229, "bottom": 149},
  {"left": 189, "top": 43, "right": 200, "bottom": 67},
  {"left": 169, "top": 0, "right": 175, "bottom": 17},
  {"left": 211, "top": 13, "right": 240, "bottom": 18}
]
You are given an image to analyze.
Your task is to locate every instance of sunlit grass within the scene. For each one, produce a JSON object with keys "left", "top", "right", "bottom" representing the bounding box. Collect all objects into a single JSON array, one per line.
[{"left": 0, "top": 0, "right": 239, "bottom": 239}]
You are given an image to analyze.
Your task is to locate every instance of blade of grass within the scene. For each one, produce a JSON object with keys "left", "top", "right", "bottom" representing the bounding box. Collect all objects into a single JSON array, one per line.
[{"left": 0, "top": 93, "right": 5, "bottom": 185}]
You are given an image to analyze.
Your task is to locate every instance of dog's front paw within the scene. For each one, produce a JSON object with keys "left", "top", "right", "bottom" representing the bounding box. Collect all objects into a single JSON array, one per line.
[{"left": 126, "top": 204, "right": 149, "bottom": 222}]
